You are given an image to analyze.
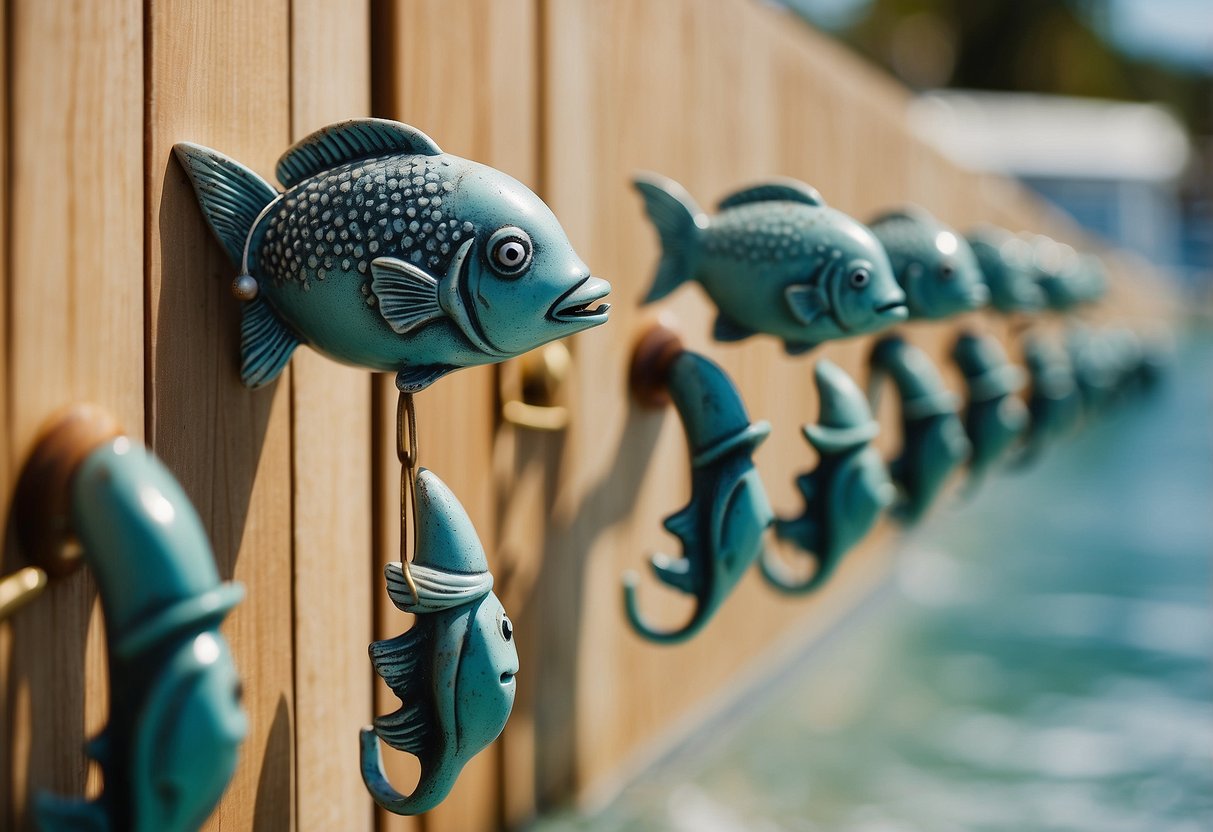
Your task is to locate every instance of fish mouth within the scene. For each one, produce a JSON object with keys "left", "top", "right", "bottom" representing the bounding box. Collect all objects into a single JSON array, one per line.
[
  {"left": 500, "top": 671, "right": 517, "bottom": 685},
  {"left": 550, "top": 275, "right": 612, "bottom": 325},
  {"left": 875, "top": 300, "right": 909, "bottom": 320}
]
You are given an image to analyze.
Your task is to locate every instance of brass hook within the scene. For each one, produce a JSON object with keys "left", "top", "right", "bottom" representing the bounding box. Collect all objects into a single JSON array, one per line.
[
  {"left": 396, "top": 391, "right": 420, "bottom": 605},
  {"left": 501, "top": 342, "right": 572, "bottom": 431}
]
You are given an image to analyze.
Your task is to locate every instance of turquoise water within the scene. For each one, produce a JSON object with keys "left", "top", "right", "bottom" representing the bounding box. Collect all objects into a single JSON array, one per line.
[{"left": 535, "top": 334, "right": 1213, "bottom": 832}]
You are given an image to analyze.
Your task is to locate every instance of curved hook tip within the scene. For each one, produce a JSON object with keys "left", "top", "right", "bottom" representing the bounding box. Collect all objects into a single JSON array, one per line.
[{"left": 621, "top": 569, "right": 699, "bottom": 645}]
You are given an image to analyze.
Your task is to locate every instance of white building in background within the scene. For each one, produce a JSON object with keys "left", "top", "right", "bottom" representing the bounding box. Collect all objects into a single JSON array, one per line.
[{"left": 908, "top": 91, "right": 1195, "bottom": 282}]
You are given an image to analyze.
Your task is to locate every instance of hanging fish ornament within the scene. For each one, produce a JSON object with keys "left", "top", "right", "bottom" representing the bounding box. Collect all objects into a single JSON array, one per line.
[
  {"left": 761, "top": 360, "right": 895, "bottom": 594},
  {"left": 967, "top": 226, "right": 1046, "bottom": 315},
  {"left": 633, "top": 174, "right": 907, "bottom": 354},
  {"left": 1016, "top": 332, "right": 1080, "bottom": 466},
  {"left": 868, "top": 208, "right": 989, "bottom": 320},
  {"left": 175, "top": 119, "right": 610, "bottom": 392},
  {"left": 623, "top": 349, "right": 773, "bottom": 644},
  {"left": 869, "top": 336, "right": 971, "bottom": 524},
  {"left": 33, "top": 438, "right": 246, "bottom": 832},
  {"left": 361, "top": 468, "right": 518, "bottom": 815},
  {"left": 951, "top": 331, "right": 1029, "bottom": 486}
]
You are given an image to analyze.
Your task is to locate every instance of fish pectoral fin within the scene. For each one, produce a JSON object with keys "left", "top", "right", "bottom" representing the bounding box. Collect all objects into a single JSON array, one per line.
[
  {"left": 369, "top": 627, "right": 425, "bottom": 693},
  {"left": 784, "top": 340, "right": 817, "bottom": 356},
  {"left": 650, "top": 552, "right": 698, "bottom": 594},
  {"left": 662, "top": 505, "right": 698, "bottom": 544},
  {"left": 716, "top": 180, "right": 824, "bottom": 210},
  {"left": 371, "top": 257, "right": 446, "bottom": 335},
  {"left": 395, "top": 364, "right": 457, "bottom": 393},
  {"left": 373, "top": 703, "right": 432, "bottom": 757},
  {"left": 784, "top": 284, "right": 829, "bottom": 327},
  {"left": 241, "top": 296, "right": 300, "bottom": 388},
  {"left": 276, "top": 119, "right": 443, "bottom": 188},
  {"left": 712, "top": 313, "right": 755, "bottom": 343}
]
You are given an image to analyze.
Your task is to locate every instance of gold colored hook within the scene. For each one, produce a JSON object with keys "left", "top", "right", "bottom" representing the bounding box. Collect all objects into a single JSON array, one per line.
[
  {"left": 0, "top": 567, "right": 48, "bottom": 621},
  {"left": 396, "top": 392, "right": 420, "bottom": 605},
  {"left": 501, "top": 342, "right": 573, "bottom": 431}
]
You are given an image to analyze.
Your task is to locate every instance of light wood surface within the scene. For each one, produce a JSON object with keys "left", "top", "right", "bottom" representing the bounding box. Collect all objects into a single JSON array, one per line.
[{"left": 0, "top": 1, "right": 1174, "bottom": 829}]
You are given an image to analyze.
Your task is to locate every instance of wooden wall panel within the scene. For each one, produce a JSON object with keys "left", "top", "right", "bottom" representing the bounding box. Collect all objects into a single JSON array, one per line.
[
  {"left": 371, "top": 2, "right": 539, "bottom": 831},
  {"left": 2, "top": 1, "right": 143, "bottom": 827},
  {"left": 289, "top": 3, "right": 375, "bottom": 832},
  {"left": 145, "top": 1, "right": 294, "bottom": 830}
]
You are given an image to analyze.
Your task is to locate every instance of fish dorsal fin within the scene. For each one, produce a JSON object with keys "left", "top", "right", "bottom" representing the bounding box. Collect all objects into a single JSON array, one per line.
[
  {"left": 717, "top": 179, "right": 824, "bottom": 210},
  {"left": 276, "top": 119, "right": 443, "bottom": 188},
  {"left": 663, "top": 505, "right": 697, "bottom": 544},
  {"left": 371, "top": 257, "right": 445, "bottom": 335}
]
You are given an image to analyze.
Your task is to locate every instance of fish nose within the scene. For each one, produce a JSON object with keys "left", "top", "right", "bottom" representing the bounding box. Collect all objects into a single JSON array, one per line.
[{"left": 968, "top": 283, "right": 991, "bottom": 308}]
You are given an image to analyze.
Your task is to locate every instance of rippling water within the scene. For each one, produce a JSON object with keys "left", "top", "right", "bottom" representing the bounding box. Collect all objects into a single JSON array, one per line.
[{"left": 534, "top": 333, "right": 1213, "bottom": 832}]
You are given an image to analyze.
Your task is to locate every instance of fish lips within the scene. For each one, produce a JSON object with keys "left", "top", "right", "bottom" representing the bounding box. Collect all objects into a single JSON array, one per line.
[
  {"left": 874, "top": 298, "right": 909, "bottom": 323},
  {"left": 549, "top": 275, "right": 612, "bottom": 330}
]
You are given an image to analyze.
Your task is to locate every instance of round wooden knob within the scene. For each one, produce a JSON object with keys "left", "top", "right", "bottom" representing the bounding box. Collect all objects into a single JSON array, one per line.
[
  {"left": 13, "top": 403, "right": 123, "bottom": 577},
  {"left": 629, "top": 318, "right": 686, "bottom": 409}
]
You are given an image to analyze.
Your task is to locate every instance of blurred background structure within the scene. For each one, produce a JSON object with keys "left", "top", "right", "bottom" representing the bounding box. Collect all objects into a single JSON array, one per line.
[{"left": 775, "top": 0, "right": 1213, "bottom": 295}]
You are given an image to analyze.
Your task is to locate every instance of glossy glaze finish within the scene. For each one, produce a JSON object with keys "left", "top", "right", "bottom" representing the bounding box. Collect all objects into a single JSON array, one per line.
[{"left": 868, "top": 208, "right": 988, "bottom": 320}]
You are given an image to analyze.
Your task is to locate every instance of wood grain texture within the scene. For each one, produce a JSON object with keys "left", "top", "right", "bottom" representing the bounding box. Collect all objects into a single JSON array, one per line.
[
  {"left": 288, "top": 3, "right": 376, "bottom": 831},
  {"left": 371, "top": 2, "right": 538, "bottom": 829},
  {"left": 2, "top": 0, "right": 143, "bottom": 826},
  {"left": 145, "top": 1, "right": 295, "bottom": 829}
]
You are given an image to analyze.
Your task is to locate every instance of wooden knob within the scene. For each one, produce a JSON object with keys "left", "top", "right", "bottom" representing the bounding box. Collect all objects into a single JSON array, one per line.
[
  {"left": 13, "top": 403, "right": 123, "bottom": 577},
  {"left": 629, "top": 318, "right": 686, "bottom": 409}
]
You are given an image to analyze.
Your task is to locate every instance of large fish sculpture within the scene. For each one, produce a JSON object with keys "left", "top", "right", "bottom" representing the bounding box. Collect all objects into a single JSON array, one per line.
[
  {"left": 868, "top": 208, "right": 989, "bottom": 319},
  {"left": 762, "top": 360, "right": 895, "bottom": 595},
  {"left": 967, "top": 226, "right": 1046, "bottom": 314},
  {"left": 360, "top": 468, "right": 518, "bottom": 815},
  {"left": 869, "top": 336, "right": 971, "bottom": 524},
  {"left": 1016, "top": 332, "right": 1080, "bottom": 466},
  {"left": 633, "top": 174, "right": 907, "bottom": 354},
  {"left": 35, "top": 439, "right": 246, "bottom": 832},
  {"left": 622, "top": 351, "right": 773, "bottom": 644},
  {"left": 952, "top": 332, "right": 1028, "bottom": 487},
  {"left": 175, "top": 119, "right": 610, "bottom": 392}
]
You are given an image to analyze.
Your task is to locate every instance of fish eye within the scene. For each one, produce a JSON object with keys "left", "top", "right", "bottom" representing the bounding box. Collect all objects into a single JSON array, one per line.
[
  {"left": 488, "top": 226, "right": 533, "bottom": 277},
  {"left": 500, "top": 615, "right": 514, "bottom": 642},
  {"left": 233, "top": 680, "right": 244, "bottom": 703},
  {"left": 940, "top": 262, "right": 956, "bottom": 279},
  {"left": 848, "top": 268, "right": 871, "bottom": 289}
]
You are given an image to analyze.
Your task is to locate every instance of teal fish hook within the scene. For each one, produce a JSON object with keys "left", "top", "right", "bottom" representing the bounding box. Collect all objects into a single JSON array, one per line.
[
  {"left": 1016, "top": 332, "right": 1080, "bottom": 466},
  {"left": 952, "top": 331, "right": 1029, "bottom": 487},
  {"left": 632, "top": 174, "right": 907, "bottom": 354},
  {"left": 967, "top": 226, "right": 1046, "bottom": 315},
  {"left": 868, "top": 336, "right": 971, "bottom": 524},
  {"left": 13, "top": 406, "right": 245, "bottom": 832},
  {"left": 868, "top": 208, "right": 989, "bottom": 320},
  {"left": 361, "top": 467, "right": 518, "bottom": 815},
  {"left": 761, "top": 360, "right": 895, "bottom": 594},
  {"left": 175, "top": 119, "right": 610, "bottom": 393},
  {"left": 622, "top": 324, "right": 773, "bottom": 644}
]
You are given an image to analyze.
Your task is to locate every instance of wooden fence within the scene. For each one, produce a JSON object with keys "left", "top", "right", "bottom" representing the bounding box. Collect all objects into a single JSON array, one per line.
[{"left": 0, "top": 1, "right": 1172, "bottom": 831}]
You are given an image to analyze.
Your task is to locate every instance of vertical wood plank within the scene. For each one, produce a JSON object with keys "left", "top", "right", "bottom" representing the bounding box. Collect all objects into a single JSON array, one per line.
[
  {"left": 289, "top": 2, "right": 375, "bottom": 831},
  {"left": 3, "top": 1, "right": 143, "bottom": 826},
  {"left": 145, "top": 1, "right": 294, "bottom": 829},
  {"left": 372, "top": 1, "right": 537, "bottom": 830}
]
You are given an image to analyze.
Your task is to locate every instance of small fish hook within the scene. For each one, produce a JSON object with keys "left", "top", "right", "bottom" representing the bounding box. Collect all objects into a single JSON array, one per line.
[{"left": 396, "top": 391, "right": 421, "bottom": 605}]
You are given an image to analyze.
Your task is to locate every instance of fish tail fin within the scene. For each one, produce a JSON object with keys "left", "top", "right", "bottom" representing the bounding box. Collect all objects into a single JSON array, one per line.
[
  {"left": 173, "top": 142, "right": 279, "bottom": 267},
  {"left": 632, "top": 174, "right": 706, "bottom": 303},
  {"left": 241, "top": 295, "right": 299, "bottom": 387}
]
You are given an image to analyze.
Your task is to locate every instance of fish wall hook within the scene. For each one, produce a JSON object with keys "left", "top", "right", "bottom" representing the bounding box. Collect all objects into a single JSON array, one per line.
[
  {"left": 174, "top": 119, "right": 610, "bottom": 393},
  {"left": 632, "top": 174, "right": 907, "bottom": 355},
  {"left": 967, "top": 226, "right": 1046, "bottom": 315},
  {"left": 868, "top": 336, "right": 971, "bottom": 524},
  {"left": 361, "top": 466, "right": 517, "bottom": 816},
  {"left": 952, "top": 331, "right": 1029, "bottom": 487},
  {"left": 622, "top": 322, "right": 774, "bottom": 644},
  {"left": 1015, "top": 332, "right": 1080, "bottom": 466},
  {"left": 761, "top": 360, "right": 895, "bottom": 595},
  {"left": 11, "top": 405, "right": 245, "bottom": 832},
  {"left": 868, "top": 207, "right": 989, "bottom": 320}
]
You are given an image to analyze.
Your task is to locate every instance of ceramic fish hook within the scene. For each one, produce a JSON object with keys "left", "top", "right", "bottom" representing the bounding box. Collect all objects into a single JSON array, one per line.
[
  {"left": 868, "top": 336, "right": 971, "bottom": 524},
  {"left": 361, "top": 468, "right": 518, "bottom": 815},
  {"left": 967, "top": 226, "right": 1046, "bottom": 315},
  {"left": 761, "top": 360, "right": 895, "bottom": 595},
  {"left": 623, "top": 330, "right": 773, "bottom": 644},
  {"left": 868, "top": 208, "right": 989, "bottom": 320},
  {"left": 1016, "top": 332, "right": 1080, "bottom": 466},
  {"left": 175, "top": 119, "right": 610, "bottom": 393},
  {"left": 13, "top": 408, "right": 245, "bottom": 832},
  {"left": 952, "top": 331, "right": 1029, "bottom": 487},
  {"left": 632, "top": 174, "right": 907, "bottom": 354}
]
